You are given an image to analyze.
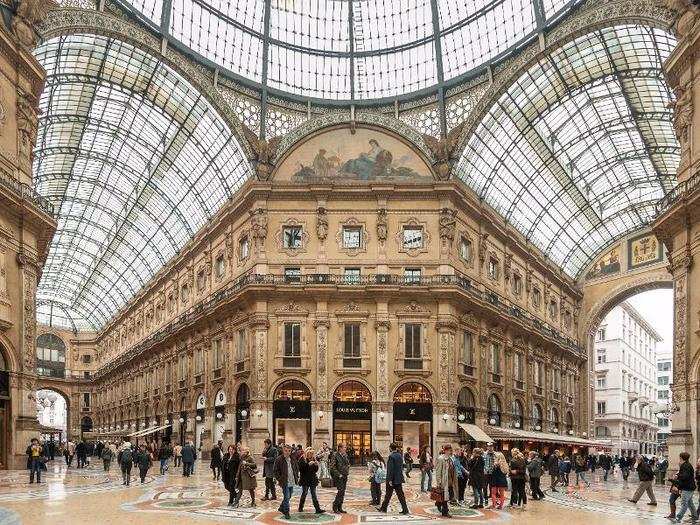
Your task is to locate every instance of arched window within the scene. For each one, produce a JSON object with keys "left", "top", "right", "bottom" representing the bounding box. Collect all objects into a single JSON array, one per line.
[
  {"left": 533, "top": 404, "right": 543, "bottom": 430},
  {"left": 393, "top": 382, "right": 432, "bottom": 404},
  {"left": 512, "top": 399, "right": 524, "bottom": 429},
  {"left": 274, "top": 380, "right": 311, "bottom": 401},
  {"left": 36, "top": 333, "right": 66, "bottom": 378},
  {"left": 565, "top": 411, "right": 574, "bottom": 432},
  {"left": 487, "top": 394, "right": 501, "bottom": 426},
  {"left": 236, "top": 384, "right": 250, "bottom": 405},
  {"left": 550, "top": 407, "right": 560, "bottom": 432},
  {"left": 333, "top": 381, "right": 371, "bottom": 402},
  {"left": 457, "top": 387, "right": 476, "bottom": 424}
]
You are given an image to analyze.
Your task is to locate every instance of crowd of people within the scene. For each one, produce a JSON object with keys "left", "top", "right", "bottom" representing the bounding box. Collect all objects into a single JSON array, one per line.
[{"left": 25, "top": 434, "right": 700, "bottom": 522}]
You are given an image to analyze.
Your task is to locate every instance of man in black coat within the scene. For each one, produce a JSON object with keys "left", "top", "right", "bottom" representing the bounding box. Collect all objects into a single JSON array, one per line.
[
  {"left": 378, "top": 442, "right": 409, "bottom": 515},
  {"left": 628, "top": 456, "right": 657, "bottom": 505},
  {"left": 600, "top": 453, "right": 612, "bottom": 481},
  {"left": 210, "top": 440, "right": 224, "bottom": 481},
  {"left": 262, "top": 439, "right": 279, "bottom": 500},
  {"left": 547, "top": 450, "right": 560, "bottom": 492},
  {"left": 329, "top": 443, "right": 350, "bottom": 513}
]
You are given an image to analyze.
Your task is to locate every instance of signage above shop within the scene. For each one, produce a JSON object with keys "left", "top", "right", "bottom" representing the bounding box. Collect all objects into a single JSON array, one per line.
[{"left": 333, "top": 401, "right": 371, "bottom": 419}]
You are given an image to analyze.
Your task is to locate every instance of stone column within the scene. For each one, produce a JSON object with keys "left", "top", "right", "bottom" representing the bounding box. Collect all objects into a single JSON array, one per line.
[
  {"left": 374, "top": 318, "right": 391, "bottom": 452},
  {"left": 247, "top": 313, "right": 270, "bottom": 454},
  {"left": 435, "top": 317, "right": 458, "bottom": 443}
]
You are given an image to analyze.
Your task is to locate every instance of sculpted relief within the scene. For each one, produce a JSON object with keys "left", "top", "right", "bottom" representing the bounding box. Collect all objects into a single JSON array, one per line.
[{"left": 274, "top": 127, "right": 434, "bottom": 183}]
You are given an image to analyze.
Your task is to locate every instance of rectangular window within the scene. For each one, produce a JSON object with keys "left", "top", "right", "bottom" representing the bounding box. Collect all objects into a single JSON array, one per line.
[
  {"left": 490, "top": 343, "right": 502, "bottom": 382},
  {"left": 284, "top": 267, "right": 301, "bottom": 283},
  {"left": 658, "top": 376, "right": 669, "bottom": 385},
  {"left": 597, "top": 350, "right": 606, "bottom": 363},
  {"left": 343, "top": 268, "right": 361, "bottom": 284},
  {"left": 597, "top": 328, "right": 606, "bottom": 341},
  {"left": 513, "top": 353, "right": 524, "bottom": 381},
  {"left": 283, "top": 226, "right": 303, "bottom": 249},
  {"left": 239, "top": 236, "right": 249, "bottom": 259},
  {"left": 404, "top": 268, "right": 421, "bottom": 284},
  {"left": 215, "top": 255, "right": 225, "bottom": 279},
  {"left": 343, "top": 323, "right": 361, "bottom": 368},
  {"left": 534, "top": 361, "right": 544, "bottom": 394},
  {"left": 404, "top": 324, "right": 422, "bottom": 369},
  {"left": 658, "top": 390, "right": 669, "bottom": 399},
  {"left": 487, "top": 257, "right": 499, "bottom": 280},
  {"left": 402, "top": 226, "right": 423, "bottom": 249},
  {"left": 461, "top": 331, "right": 474, "bottom": 369},
  {"left": 596, "top": 401, "right": 606, "bottom": 414},
  {"left": 236, "top": 329, "right": 246, "bottom": 362},
  {"left": 596, "top": 377, "right": 607, "bottom": 388},
  {"left": 283, "top": 322, "right": 301, "bottom": 367},
  {"left": 83, "top": 392, "right": 90, "bottom": 408},
  {"left": 342, "top": 226, "right": 362, "bottom": 248},
  {"left": 195, "top": 349, "right": 203, "bottom": 375},
  {"left": 212, "top": 339, "right": 223, "bottom": 370},
  {"left": 459, "top": 237, "right": 472, "bottom": 261},
  {"left": 512, "top": 274, "right": 522, "bottom": 295}
]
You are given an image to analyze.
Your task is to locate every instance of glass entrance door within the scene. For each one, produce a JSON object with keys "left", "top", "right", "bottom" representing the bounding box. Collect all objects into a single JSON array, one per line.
[{"left": 333, "top": 420, "right": 371, "bottom": 465}]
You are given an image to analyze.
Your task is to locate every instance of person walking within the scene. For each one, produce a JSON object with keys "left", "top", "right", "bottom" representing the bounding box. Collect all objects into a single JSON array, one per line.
[
  {"left": 621, "top": 455, "right": 632, "bottom": 482},
  {"left": 26, "top": 438, "right": 44, "bottom": 484},
  {"left": 135, "top": 444, "right": 152, "bottom": 483},
  {"left": 181, "top": 440, "right": 196, "bottom": 477},
  {"left": 527, "top": 451, "right": 545, "bottom": 500},
  {"left": 173, "top": 443, "right": 182, "bottom": 468},
  {"left": 210, "top": 440, "right": 224, "bottom": 481},
  {"left": 378, "top": 442, "right": 410, "bottom": 515},
  {"left": 600, "top": 453, "right": 612, "bottom": 482},
  {"left": 418, "top": 445, "right": 433, "bottom": 493},
  {"left": 118, "top": 442, "right": 133, "bottom": 486},
  {"left": 298, "top": 447, "right": 325, "bottom": 514},
  {"left": 262, "top": 438, "right": 279, "bottom": 501},
  {"left": 667, "top": 475, "right": 681, "bottom": 520},
  {"left": 560, "top": 455, "right": 571, "bottom": 486},
  {"left": 547, "top": 450, "right": 560, "bottom": 492},
  {"left": 674, "top": 452, "right": 698, "bottom": 522},
  {"left": 101, "top": 443, "right": 114, "bottom": 472},
  {"left": 76, "top": 440, "right": 87, "bottom": 469},
  {"left": 455, "top": 447, "right": 469, "bottom": 505},
  {"left": 368, "top": 451, "right": 386, "bottom": 506},
  {"left": 655, "top": 455, "right": 668, "bottom": 485},
  {"left": 234, "top": 447, "right": 258, "bottom": 508},
  {"left": 628, "top": 456, "right": 657, "bottom": 505},
  {"left": 222, "top": 444, "right": 241, "bottom": 506},
  {"left": 574, "top": 453, "right": 590, "bottom": 487},
  {"left": 483, "top": 443, "right": 495, "bottom": 503},
  {"left": 468, "top": 448, "right": 486, "bottom": 508},
  {"left": 490, "top": 452, "right": 509, "bottom": 509},
  {"left": 158, "top": 441, "right": 172, "bottom": 475},
  {"left": 403, "top": 447, "right": 413, "bottom": 478},
  {"left": 434, "top": 444, "right": 456, "bottom": 517},
  {"left": 273, "top": 444, "right": 299, "bottom": 520},
  {"left": 66, "top": 439, "right": 76, "bottom": 467},
  {"left": 509, "top": 448, "right": 527, "bottom": 509},
  {"left": 329, "top": 443, "right": 350, "bottom": 514}
]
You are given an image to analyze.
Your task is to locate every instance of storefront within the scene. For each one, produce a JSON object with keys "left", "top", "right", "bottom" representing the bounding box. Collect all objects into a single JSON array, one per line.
[
  {"left": 393, "top": 382, "right": 432, "bottom": 459},
  {"left": 273, "top": 380, "right": 311, "bottom": 447},
  {"left": 235, "top": 384, "right": 250, "bottom": 444},
  {"left": 332, "top": 381, "right": 372, "bottom": 466}
]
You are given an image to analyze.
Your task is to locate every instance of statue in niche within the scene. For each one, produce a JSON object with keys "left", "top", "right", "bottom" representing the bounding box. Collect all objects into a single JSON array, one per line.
[
  {"left": 376, "top": 208, "right": 388, "bottom": 242},
  {"left": 316, "top": 207, "right": 328, "bottom": 241}
]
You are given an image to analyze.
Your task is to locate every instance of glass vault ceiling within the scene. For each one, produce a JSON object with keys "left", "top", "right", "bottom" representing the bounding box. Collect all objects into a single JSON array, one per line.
[
  {"left": 456, "top": 25, "right": 678, "bottom": 277},
  {"left": 33, "top": 34, "right": 252, "bottom": 331},
  {"left": 119, "top": 0, "right": 584, "bottom": 100}
]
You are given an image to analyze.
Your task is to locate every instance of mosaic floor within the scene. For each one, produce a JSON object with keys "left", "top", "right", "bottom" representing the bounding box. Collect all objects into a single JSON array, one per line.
[{"left": 0, "top": 460, "right": 686, "bottom": 524}]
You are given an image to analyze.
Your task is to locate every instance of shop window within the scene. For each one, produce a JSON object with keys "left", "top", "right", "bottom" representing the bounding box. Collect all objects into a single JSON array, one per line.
[
  {"left": 404, "top": 324, "right": 422, "bottom": 370},
  {"left": 283, "top": 322, "right": 301, "bottom": 368},
  {"left": 343, "top": 323, "right": 361, "bottom": 368}
]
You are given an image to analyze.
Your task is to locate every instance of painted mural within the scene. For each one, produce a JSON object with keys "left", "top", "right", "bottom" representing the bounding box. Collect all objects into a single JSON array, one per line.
[
  {"left": 585, "top": 244, "right": 621, "bottom": 280},
  {"left": 275, "top": 128, "right": 434, "bottom": 183},
  {"left": 628, "top": 233, "right": 663, "bottom": 269}
]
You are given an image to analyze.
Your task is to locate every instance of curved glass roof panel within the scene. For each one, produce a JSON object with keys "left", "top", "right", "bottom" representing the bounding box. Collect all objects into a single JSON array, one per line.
[
  {"left": 33, "top": 34, "right": 252, "bottom": 331},
  {"left": 117, "top": 0, "right": 583, "bottom": 100},
  {"left": 456, "top": 25, "right": 678, "bottom": 277}
]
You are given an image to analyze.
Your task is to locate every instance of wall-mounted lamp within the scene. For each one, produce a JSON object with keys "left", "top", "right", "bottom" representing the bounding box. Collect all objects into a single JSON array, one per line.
[
  {"left": 514, "top": 421, "right": 521, "bottom": 428},
  {"left": 378, "top": 411, "right": 385, "bottom": 420},
  {"left": 216, "top": 412, "right": 223, "bottom": 420},
  {"left": 195, "top": 415, "right": 202, "bottom": 422},
  {"left": 178, "top": 417, "right": 185, "bottom": 423},
  {"left": 458, "top": 413, "right": 465, "bottom": 422},
  {"left": 535, "top": 425, "right": 542, "bottom": 431},
  {"left": 255, "top": 409, "right": 263, "bottom": 418},
  {"left": 317, "top": 410, "right": 324, "bottom": 419},
  {"left": 240, "top": 409, "right": 248, "bottom": 418},
  {"left": 489, "top": 418, "right": 496, "bottom": 425},
  {"left": 442, "top": 413, "right": 449, "bottom": 422}
]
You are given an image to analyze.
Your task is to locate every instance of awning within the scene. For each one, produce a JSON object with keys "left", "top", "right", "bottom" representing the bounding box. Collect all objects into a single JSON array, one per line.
[
  {"left": 458, "top": 423, "right": 494, "bottom": 444},
  {"left": 128, "top": 423, "right": 171, "bottom": 438},
  {"left": 484, "top": 426, "right": 599, "bottom": 446}
]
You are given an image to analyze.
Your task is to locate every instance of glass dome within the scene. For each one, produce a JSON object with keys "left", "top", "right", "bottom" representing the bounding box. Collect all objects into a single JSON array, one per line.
[{"left": 116, "top": 0, "right": 584, "bottom": 101}]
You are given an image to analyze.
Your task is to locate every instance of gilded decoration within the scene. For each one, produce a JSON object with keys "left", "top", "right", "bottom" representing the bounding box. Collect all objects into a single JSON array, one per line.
[
  {"left": 585, "top": 244, "right": 621, "bottom": 280},
  {"left": 628, "top": 233, "right": 663, "bottom": 269}
]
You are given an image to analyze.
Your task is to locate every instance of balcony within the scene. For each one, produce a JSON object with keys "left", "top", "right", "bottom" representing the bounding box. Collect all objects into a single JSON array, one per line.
[
  {"left": 459, "top": 362, "right": 476, "bottom": 379},
  {"left": 232, "top": 358, "right": 250, "bottom": 377},
  {"left": 513, "top": 379, "right": 525, "bottom": 391},
  {"left": 395, "top": 356, "right": 431, "bottom": 378},
  {"left": 194, "top": 374, "right": 204, "bottom": 385},
  {"left": 274, "top": 355, "right": 311, "bottom": 375},
  {"left": 212, "top": 367, "right": 223, "bottom": 380},
  {"left": 0, "top": 171, "right": 55, "bottom": 217}
]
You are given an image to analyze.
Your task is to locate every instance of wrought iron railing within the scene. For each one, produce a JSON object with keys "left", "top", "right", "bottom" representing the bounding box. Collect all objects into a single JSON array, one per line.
[
  {"left": 0, "top": 171, "right": 55, "bottom": 217},
  {"left": 95, "top": 269, "right": 585, "bottom": 378},
  {"left": 655, "top": 168, "right": 700, "bottom": 216}
]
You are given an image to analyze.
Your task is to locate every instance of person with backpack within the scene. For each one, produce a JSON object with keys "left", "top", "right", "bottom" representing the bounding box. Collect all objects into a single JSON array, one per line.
[
  {"left": 101, "top": 443, "right": 114, "bottom": 472},
  {"left": 628, "top": 456, "right": 657, "bottom": 505},
  {"left": 158, "top": 441, "right": 172, "bottom": 475},
  {"left": 118, "top": 442, "right": 133, "bottom": 486},
  {"left": 298, "top": 447, "right": 325, "bottom": 514},
  {"left": 134, "top": 444, "right": 153, "bottom": 483},
  {"left": 329, "top": 443, "right": 350, "bottom": 514},
  {"left": 367, "top": 451, "right": 386, "bottom": 506},
  {"left": 526, "top": 451, "right": 545, "bottom": 500},
  {"left": 574, "top": 453, "right": 590, "bottom": 487}
]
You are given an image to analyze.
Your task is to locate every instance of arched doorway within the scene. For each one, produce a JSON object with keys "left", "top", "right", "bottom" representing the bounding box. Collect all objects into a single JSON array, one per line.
[
  {"left": 214, "top": 389, "right": 226, "bottom": 444},
  {"left": 36, "top": 334, "right": 66, "bottom": 378},
  {"left": 165, "top": 400, "right": 173, "bottom": 443},
  {"left": 512, "top": 399, "right": 524, "bottom": 430},
  {"left": 273, "top": 380, "right": 311, "bottom": 447},
  {"left": 333, "top": 381, "right": 372, "bottom": 465},
  {"left": 35, "top": 388, "right": 69, "bottom": 457},
  {"left": 195, "top": 394, "right": 206, "bottom": 451},
  {"left": 0, "top": 344, "right": 9, "bottom": 468},
  {"left": 235, "top": 384, "right": 250, "bottom": 445},
  {"left": 178, "top": 397, "right": 187, "bottom": 446},
  {"left": 487, "top": 393, "right": 502, "bottom": 427},
  {"left": 392, "top": 382, "right": 432, "bottom": 458}
]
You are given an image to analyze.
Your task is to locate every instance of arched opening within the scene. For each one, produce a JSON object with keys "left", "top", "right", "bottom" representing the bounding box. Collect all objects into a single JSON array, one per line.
[
  {"left": 487, "top": 393, "right": 502, "bottom": 427},
  {"left": 195, "top": 393, "right": 206, "bottom": 451},
  {"left": 512, "top": 399, "right": 524, "bottom": 430},
  {"left": 214, "top": 389, "right": 227, "bottom": 444},
  {"left": 533, "top": 404, "right": 543, "bottom": 431},
  {"left": 332, "top": 381, "right": 372, "bottom": 465},
  {"left": 393, "top": 382, "right": 433, "bottom": 458},
  {"left": 235, "top": 384, "right": 250, "bottom": 445},
  {"left": 273, "top": 380, "right": 311, "bottom": 447},
  {"left": 590, "top": 287, "right": 672, "bottom": 457},
  {"left": 179, "top": 396, "right": 188, "bottom": 446},
  {"left": 550, "top": 407, "right": 560, "bottom": 434},
  {"left": 0, "top": 343, "right": 9, "bottom": 468},
  {"left": 165, "top": 400, "right": 173, "bottom": 442},
  {"left": 36, "top": 333, "right": 66, "bottom": 378},
  {"left": 35, "top": 388, "right": 69, "bottom": 454},
  {"left": 457, "top": 387, "right": 476, "bottom": 424}
]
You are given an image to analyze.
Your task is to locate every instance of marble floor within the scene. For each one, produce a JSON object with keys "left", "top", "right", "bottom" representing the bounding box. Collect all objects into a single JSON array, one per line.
[{"left": 0, "top": 460, "right": 685, "bottom": 524}]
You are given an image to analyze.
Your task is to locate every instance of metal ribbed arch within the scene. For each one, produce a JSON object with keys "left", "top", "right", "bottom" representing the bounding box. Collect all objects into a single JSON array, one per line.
[
  {"left": 34, "top": 33, "right": 252, "bottom": 331},
  {"left": 456, "top": 24, "right": 678, "bottom": 277}
]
